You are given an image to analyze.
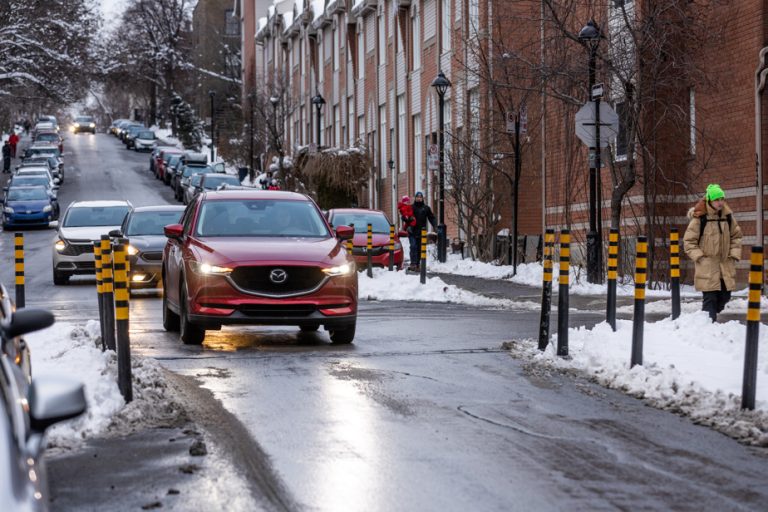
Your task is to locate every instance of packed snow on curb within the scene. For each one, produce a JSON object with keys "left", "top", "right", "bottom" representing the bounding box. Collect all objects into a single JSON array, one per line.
[
  {"left": 506, "top": 312, "right": 768, "bottom": 445},
  {"left": 25, "top": 320, "right": 185, "bottom": 450},
  {"left": 359, "top": 268, "right": 538, "bottom": 309}
]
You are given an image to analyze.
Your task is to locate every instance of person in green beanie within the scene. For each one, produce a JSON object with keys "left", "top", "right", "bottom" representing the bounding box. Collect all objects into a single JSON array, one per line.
[{"left": 683, "top": 184, "right": 743, "bottom": 321}]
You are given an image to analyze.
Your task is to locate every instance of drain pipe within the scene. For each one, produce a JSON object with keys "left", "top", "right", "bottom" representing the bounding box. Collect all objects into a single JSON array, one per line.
[{"left": 754, "top": 46, "right": 768, "bottom": 250}]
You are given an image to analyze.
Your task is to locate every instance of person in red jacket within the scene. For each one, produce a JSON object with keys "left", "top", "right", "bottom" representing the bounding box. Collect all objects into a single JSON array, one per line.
[
  {"left": 8, "top": 132, "right": 19, "bottom": 158},
  {"left": 398, "top": 196, "right": 418, "bottom": 270},
  {"left": 267, "top": 179, "right": 281, "bottom": 191}
]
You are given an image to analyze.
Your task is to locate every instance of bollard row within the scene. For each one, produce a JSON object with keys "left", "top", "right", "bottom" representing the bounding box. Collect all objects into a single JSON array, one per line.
[
  {"left": 420, "top": 228, "right": 427, "bottom": 284},
  {"left": 742, "top": 246, "right": 763, "bottom": 410},
  {"left": 557, "top": 229, "right": 570, "bottom": 357},
  {"left": 366, "top": 223, "right": 373, "bottom": 278},
  {"left": 631, "top": 236, "right": 647, "bottom": 368},
  {"left": 388, "top": 224, "right": 395, "bottom": 271},
  {"left": 670, "top": 228, "right": 681, "bottom": 320},
  {"left": 606, "top": 228, "right": 618, "bottom": 331},
  {"left": 537, "top": 229, "right": 555, "bottom": 351},
  {"left": 15, "top": 233, "right": 24, "bottom": 309}
]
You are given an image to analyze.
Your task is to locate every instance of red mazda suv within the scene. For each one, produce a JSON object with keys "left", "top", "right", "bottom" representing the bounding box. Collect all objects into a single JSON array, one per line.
[{"left": 161, "top": 190, "right": 357, "bottom": 345}]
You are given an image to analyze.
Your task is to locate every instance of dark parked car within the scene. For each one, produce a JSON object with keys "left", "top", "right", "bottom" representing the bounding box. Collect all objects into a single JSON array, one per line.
[
  {"left": 327, "top": 208, "right": 405, "bottom": 270},
  {"left": 0, "top": 290, "right": 87, "bottom": 512},
  {"left": 158, "top": 150, "right": 184, "bottom": 183},
  {"left": 72, "top": 115, "right": 96, "bottom": 134},
  {"left": 1, "top": 186, "right": 58, "bottom": 228},
  {"left": 111, "top": 205, "right": 185, "bottom": 291},
  {"left": 19, "top": 155, "right": 62, "bottom": 182},
  {"left": 119, "top": 122, "right": 142, "bottom": 142},
  {"left": 150, "top": 146, "right": 175, "bottom": 174},
  {"left": 162, "top": 190, "right": 357, "bottom": 345},
  {"left": 33, "top": 130, "right": 63, "bottom": 153},
  {"left": 183, "top": 173, "right": 242, "bottom": 204},
  {"left": 175, "top": 163, "right": 226, "bottom": 203},
  {"left": 123, "top": 125, "right": 146, "bottom": 149}
]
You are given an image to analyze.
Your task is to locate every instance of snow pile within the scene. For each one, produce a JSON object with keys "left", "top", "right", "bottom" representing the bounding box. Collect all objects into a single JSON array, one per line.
[
  {"left": 617, "top": 295, "right": 768, "bottom": 316},
  {"left": 25, "top": 320, "right": 185, "bottom": 450},
  {"left": 359, "top": 268, "right": 516, "bottom": 307},
  {"left": 506, "top": 312, "right": 768, "bottom": 445}
]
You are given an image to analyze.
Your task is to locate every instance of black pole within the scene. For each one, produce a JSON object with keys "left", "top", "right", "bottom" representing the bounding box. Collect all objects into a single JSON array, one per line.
[
  {"left": 742, "top": 246, "right": 763, "bottom": 410},
  {"left": 14, "top": 233, "right": 24, "bottom": 309},
  {"left": 538, "top": 229, "right": 555, "bottom": 351},
  {"left": 670, "top": 228, "right": 681, "bottom": 320},
  {"left": 512, "top": 115, "right": 521, "bottom": 275},
  {"left": 209, "top": 92, "right": 216, "bottom": 162},
  {"left": 607, "top": 228, "right": 618, "bottom": 331},
  {"left": 557, "top": 229, "right": 570, "bottom": 357},
  {"left": 586, "top": 46, "right": 599, "bottom": 285},
  {"left": 438, "top": 91, "right": 446, "bottom": 263},
  {"left": 631, "top": 236, "right": 648, "bottom": 367}
]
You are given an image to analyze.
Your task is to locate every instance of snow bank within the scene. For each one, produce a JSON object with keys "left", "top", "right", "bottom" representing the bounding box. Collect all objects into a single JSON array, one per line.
[
  {"left": 506, "top": 312, "right": 768, "bottom": 445},
  {"left": 25, "top": 320, "right": 185, "bottom": 450}
]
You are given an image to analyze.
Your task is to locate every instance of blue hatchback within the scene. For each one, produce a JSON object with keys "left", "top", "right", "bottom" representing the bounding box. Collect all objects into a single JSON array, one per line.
[{"left": 2, "top": 186, "right": 56, "bottom": 229}]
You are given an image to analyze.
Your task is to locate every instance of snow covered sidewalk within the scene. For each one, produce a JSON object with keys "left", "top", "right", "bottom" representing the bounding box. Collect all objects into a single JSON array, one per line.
[{"left": 506, "top": 312, "right": 768, "bottom": 445}]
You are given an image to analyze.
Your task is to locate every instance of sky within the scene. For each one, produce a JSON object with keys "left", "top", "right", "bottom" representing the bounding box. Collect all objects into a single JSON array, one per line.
[{"left": 100, "top": 0, "right": 126, "bottom": 27}]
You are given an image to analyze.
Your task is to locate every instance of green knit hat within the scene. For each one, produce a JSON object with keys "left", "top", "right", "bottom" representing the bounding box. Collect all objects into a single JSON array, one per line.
[{"left": 706, "top": 184, "right": 725, "bottom": 202}]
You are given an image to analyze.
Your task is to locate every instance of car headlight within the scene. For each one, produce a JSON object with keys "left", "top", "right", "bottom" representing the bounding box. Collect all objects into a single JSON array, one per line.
[
  {"left": 54, "top": 239, "right": 67, "bottom": 252},
  {"left": 3, "top": 207, "right": 13, "bottom": 214},
  {"left": 74, "top": 123, "right": 80, "bottom": 127},
  {"left": 43, "top": 205, "right": 52, "bottom": 212},
  {"left": 126, "top": 245, "right": 139, "bottom": 256},
  {"left": 89, "top": 123, "right": 95, "bottom": 128},
  {"left": 191, "top": 261, "right": 233, "bottom": 275},
  {"left": 322, "top": 263, "right": 354, "bottom": 276}
]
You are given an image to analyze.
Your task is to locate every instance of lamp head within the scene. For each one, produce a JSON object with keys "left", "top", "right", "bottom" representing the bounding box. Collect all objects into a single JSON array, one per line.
[
  {"left": 431, "top": 71, "right": 452, "bottom": 97},
  {"left": 578, "top": 20, "right": 601, "bottom": 51},
  {"left": 312, "top": 93, "right": 326, "bottom": 109}
]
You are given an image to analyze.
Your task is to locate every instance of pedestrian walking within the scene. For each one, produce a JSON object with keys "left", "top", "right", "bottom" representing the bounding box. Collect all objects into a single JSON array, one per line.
[
  {"left": 2, "top": 141, "right": 11, "bottom": 173},
  {"left": 398, "top": 196, "right": 417, "bottom": 270},
  {"left": 410, "top": 191, "right": 437, "bottom": 270},
  {"left": 268, "top": 179, "right": 281, "bottom": 191},
  {"left": 683, "top": 184, "right": 743, "bottom": 322},
  {"left": 8, "top": 132, "right": 19, "bottom": 158},
  {"left": 260, "top": 171, "right": 273, "bottom": 190}
]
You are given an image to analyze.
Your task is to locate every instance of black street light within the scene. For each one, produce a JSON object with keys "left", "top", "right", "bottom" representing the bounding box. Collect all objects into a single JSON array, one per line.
[
  {"left": 208, "top": 90, "right": 216, "bottom": 162},
  {"left": 312, "top": 91, "right": 325, "bottom": 147},
  {"left": 431, "top": 71, "right": 451, "bottom": 263},
  {"left": 579, "top": 19, "right": 603, "bottom": 284}
]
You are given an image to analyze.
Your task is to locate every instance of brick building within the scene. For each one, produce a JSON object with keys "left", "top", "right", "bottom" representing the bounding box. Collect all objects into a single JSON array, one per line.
[{"left": 236, "top": 0, "right": 768, "bottom": 278}]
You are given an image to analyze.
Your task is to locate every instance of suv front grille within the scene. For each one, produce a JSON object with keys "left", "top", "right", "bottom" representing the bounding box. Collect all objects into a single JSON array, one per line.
[
  {"left": 60, "top": 243, "right": 95, "bottom": 256},
  {"left": 230, "top": 266, "right": 326, "bottom": 296}
]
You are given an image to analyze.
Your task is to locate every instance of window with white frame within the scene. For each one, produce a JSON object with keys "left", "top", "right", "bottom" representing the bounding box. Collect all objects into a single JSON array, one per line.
[
  {"left": 334, "top": 105, "right": 340, "bottom": 146},
  {"left": 444, "top": 98, "right": 451, "bottom": 184},
  {"left": 689, "top": 87, "right": 696, "bottom": 155},
  {"left": 412, "top": 5, "right": 421, "bottom": 70},
  {"left": 398, "top": 95, "right": 406, "bottom": 173},
  {"left": 319, "top": 111, "right": 325, "bottom": 146},
  {"left": 348, "top": 98, "right": 356, "bottom": 144},
  {"left": 333, "top": 26, "right": 340, "bottom": 71},
  {"left": 378, "top": 12, "right": 386, "bottom": 65},
  {"left": 380, "top": 106, "right": 387, "bottom": 177},
  {"left": 441, "top": 0, "right": 451, "bottom": 53},
  {"left": 324, "top": 27, "right": 331, "bottom": 62},
  {"left": 413, "top": 114, "right": 422, "bottom": 190},
  {"left": 469, "top": 89, "right": 480, "bottom": 179},
  {"left": 357, "top": 26, "right": 364, "bottom": 79},
  {"left": 469, "top": 0, "right": 479, "bottom": 38}
]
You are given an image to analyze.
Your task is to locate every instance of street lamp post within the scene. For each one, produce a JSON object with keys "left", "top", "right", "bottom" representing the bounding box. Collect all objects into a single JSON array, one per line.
[
  {"left": 208, "top": 90, "right": 216, "bottom": 162},
  {"left": 579, "top": 20, "right": 603, "bottom": 284},
  {"left": 431, "top": 71, "right": 452, "bottom": 263},
  {"left": 312, "top": 92, "right": 326, "bottom": 148}
]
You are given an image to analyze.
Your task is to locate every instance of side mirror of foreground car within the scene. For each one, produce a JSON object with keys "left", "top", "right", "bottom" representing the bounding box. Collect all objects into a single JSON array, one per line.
[
  {"left": 164, "top": 223, "right": 184, "bottom": 239},
  {"left": 4, "top": 308, "right": 55, "bottom": 339},
  {"left": 108, "top": 229, "right": 122, "bottom": 237},
  {"left": 28, "top": 376, "right": 86, "bottom": 432},
  {"left": 335, "top": 225, "right": 354, "bottom": 240}
]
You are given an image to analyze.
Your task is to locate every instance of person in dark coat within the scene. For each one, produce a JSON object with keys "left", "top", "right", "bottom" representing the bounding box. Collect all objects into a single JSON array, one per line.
[
  {"left": 2, "top": 141, "right": 11, "bottom": 173},
  {"left": 409, "top": 191, "right": 437, "bottom": 270}
]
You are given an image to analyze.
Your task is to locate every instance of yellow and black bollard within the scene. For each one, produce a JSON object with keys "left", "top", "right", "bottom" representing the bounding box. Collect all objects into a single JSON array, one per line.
[
  {"left": 388, "top": 224, "right": 395, "bottom": 271},
  {"left": 346, "top": 224, "right": 354, "bottom": 253},
  {"left": 741, "top": 246, "right": 763, "bottom": 410},
  {"left": 557, "top": 229, "right": 570, "bottom": 357},
  {"left": 670, "top": 228, "right": 681, "bottom": 320},
  {"left": 630, "top": 235, "right": 648, "bottom": 367},
  {"left": 14, "top": 233, "right": 24, "bottom": 308},
  {"left": 606, "top": 228, "right": 619, "bottom": 331},
  {"left": 366, "top": 223, "right": 373, "bottom": 278},
  {"left": 420, "top": 228, "right": 427, "bottom": 284},
  {"left": 113, "top": 243, "right": 133, "bottom": 402},
  {"left": 119, "top": 237, "right": 131, "bottom": 292},
  {"left": 100, "top": 235, "right": 116, "bottom": 351},
  {"left": 537, "top": 229, "right": 555, "bottom": 351},
  {"left": 94, "top": 243, "right": 106, "bottom": 351}
]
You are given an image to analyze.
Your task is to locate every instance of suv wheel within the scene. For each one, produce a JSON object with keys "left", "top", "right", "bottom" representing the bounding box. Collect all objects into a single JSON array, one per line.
[
  {"left": 180, "top": 283, "right": 205, "bottom": 345},
  {"left": 162, "top": 284, "right": 179, "bottom": 331},
  {"left": 329, "top": 322, "right": 356, "bottom": 344},
  {"left": 53, "top": 268, "right": 69, "bottom": 285}
]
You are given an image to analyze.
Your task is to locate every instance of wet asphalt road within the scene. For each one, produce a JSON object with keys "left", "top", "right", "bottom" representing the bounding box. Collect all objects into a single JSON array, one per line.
[{"left": 4, "top": 134, "right": 768, "bottom": 511}]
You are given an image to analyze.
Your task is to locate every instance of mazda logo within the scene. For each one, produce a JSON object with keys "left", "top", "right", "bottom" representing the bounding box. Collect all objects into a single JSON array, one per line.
[{"left": 269, "top": 269, "right": 288, "bottom": 284}]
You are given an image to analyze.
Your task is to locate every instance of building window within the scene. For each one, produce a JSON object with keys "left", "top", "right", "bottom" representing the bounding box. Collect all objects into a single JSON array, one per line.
[
  {"left": 378, "top": 13, "right": 386, "bottom": 65},
  {"left": 413, "top": 114, "right": 422, "bottom": 190},
  {"left": 334, "top": 105, "right": 340, "bottom": 146},
  {"left": 333, "top": 27, "right": 340, "bottom": 71},
  {"left": 412, "top": 7, "right": 421, "bottom": 70},
  {"left": 357, "top": 27, "right": 365, "bottom": 79},
  {"left": 380, "top": 106, "right": 387, "bottom": 178},
  {"left": 441, "top": 0, "right": 451, "bottom": 53},
  {"left": 616, "top": 101, "right": 628, "bottom": 161},
  {"left": 469, "top": 0, "right": 479, "bottom": 38},
  {"left": 398, "top": 95, "right": 406, "bottom": 173},
  {"left": 348, "top": 98, "right": 356, "bottom": 144},
  {"left": 225, "top": 9, "right": 239, "bottom": 36},
  {"left": 689, "top": 87, "right": 696, "bottom": 156}
]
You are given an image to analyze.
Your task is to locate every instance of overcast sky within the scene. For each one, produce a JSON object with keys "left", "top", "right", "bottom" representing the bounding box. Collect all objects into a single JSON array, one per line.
[{"left": 100, "top": 0, "right": 126, "bottom": 23}]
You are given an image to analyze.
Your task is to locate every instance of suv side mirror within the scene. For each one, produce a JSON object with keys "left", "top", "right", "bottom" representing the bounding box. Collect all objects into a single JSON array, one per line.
[
  {"left": 108, "top": 229, "right": 122, "bottom": 237},
  {"left": 28, "top": 376, "right": 86, "bottom": 432},
  {"left": 335, "top": 225, "right": 354, "bottom": 240},
  {"left": 4, "top": 308, "right": 55, "bottom": 338},
  {"left": 164, "top": 223, "right": 184, "bottom": 239}
]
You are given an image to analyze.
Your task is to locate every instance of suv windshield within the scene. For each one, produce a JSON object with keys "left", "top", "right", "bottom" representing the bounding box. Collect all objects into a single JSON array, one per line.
[
  {"left": 28, "top": 147, "right": 60, "bottom": 158},
  {"left": 7, "top": 188, "right": 48, "bottom": 201},
  {"left": 138, "top": 131, "right": 155, "bottom": 139},
  {"left": 182, "top": 165, "right": 214, "bottom": 178},
  {"left": 35, "top": 133, "right": 59, "bottom": 143},
  {"left": 64, "top": 206, "right": 130, "bottom": 227},
  {"left": 11, "top": 177, "right": 49, "bottom": 188},
  {"left": 126, "top": 211, "right": 183, "bottom": 236},
  {"left": 75, "top": 116, "right": 93, "bottom": 123},
  {"left": 196, "top": 199, "right": 329, "bottom": 238},
  {"left": 331, "top": 213, "right": 391, "bottom": 234},
  {"left": 202, "top": 175, "right": 240, "bottom": 189}
]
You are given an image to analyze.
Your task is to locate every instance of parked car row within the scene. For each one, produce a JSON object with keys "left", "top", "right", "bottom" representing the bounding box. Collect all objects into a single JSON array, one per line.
[
  {"left": 108, "top": 119, "right": 156, "bottom": 151},
  {"left": 148, "top": 147, "right": 231, "bottom": 204}
]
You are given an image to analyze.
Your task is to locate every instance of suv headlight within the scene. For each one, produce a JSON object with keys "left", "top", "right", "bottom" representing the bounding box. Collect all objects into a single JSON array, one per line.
[
  {"left": 43, "top": 205, "right": 52, "bottom": 212},
  {"left": 126, "top": 245, "right": 139, "bottom": 256},
  {"left": 322, "top": 263, "right": 354, "bottom": 276},
  {"left": 3, "top": 207, "right": 13, "bottom": 214},
  {"left": 191, "top": 261, "right": 232, "bottom": 275},
  {"left": 54, "top": 239, "right": 67, "bottom": 252}
]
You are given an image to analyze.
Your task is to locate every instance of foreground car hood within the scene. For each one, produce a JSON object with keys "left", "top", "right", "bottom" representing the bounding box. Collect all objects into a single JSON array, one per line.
[
  {"left": 195, "top": 236, "right": 344, "bottom": 264},
  {"left": 59, "top": 225, "right": 121, "bottom": 242}
]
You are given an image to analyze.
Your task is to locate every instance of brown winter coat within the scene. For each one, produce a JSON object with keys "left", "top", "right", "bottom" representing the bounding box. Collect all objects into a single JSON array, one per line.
[{"left": 683, "top": 199, "right": 743, "bottom": 292}]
